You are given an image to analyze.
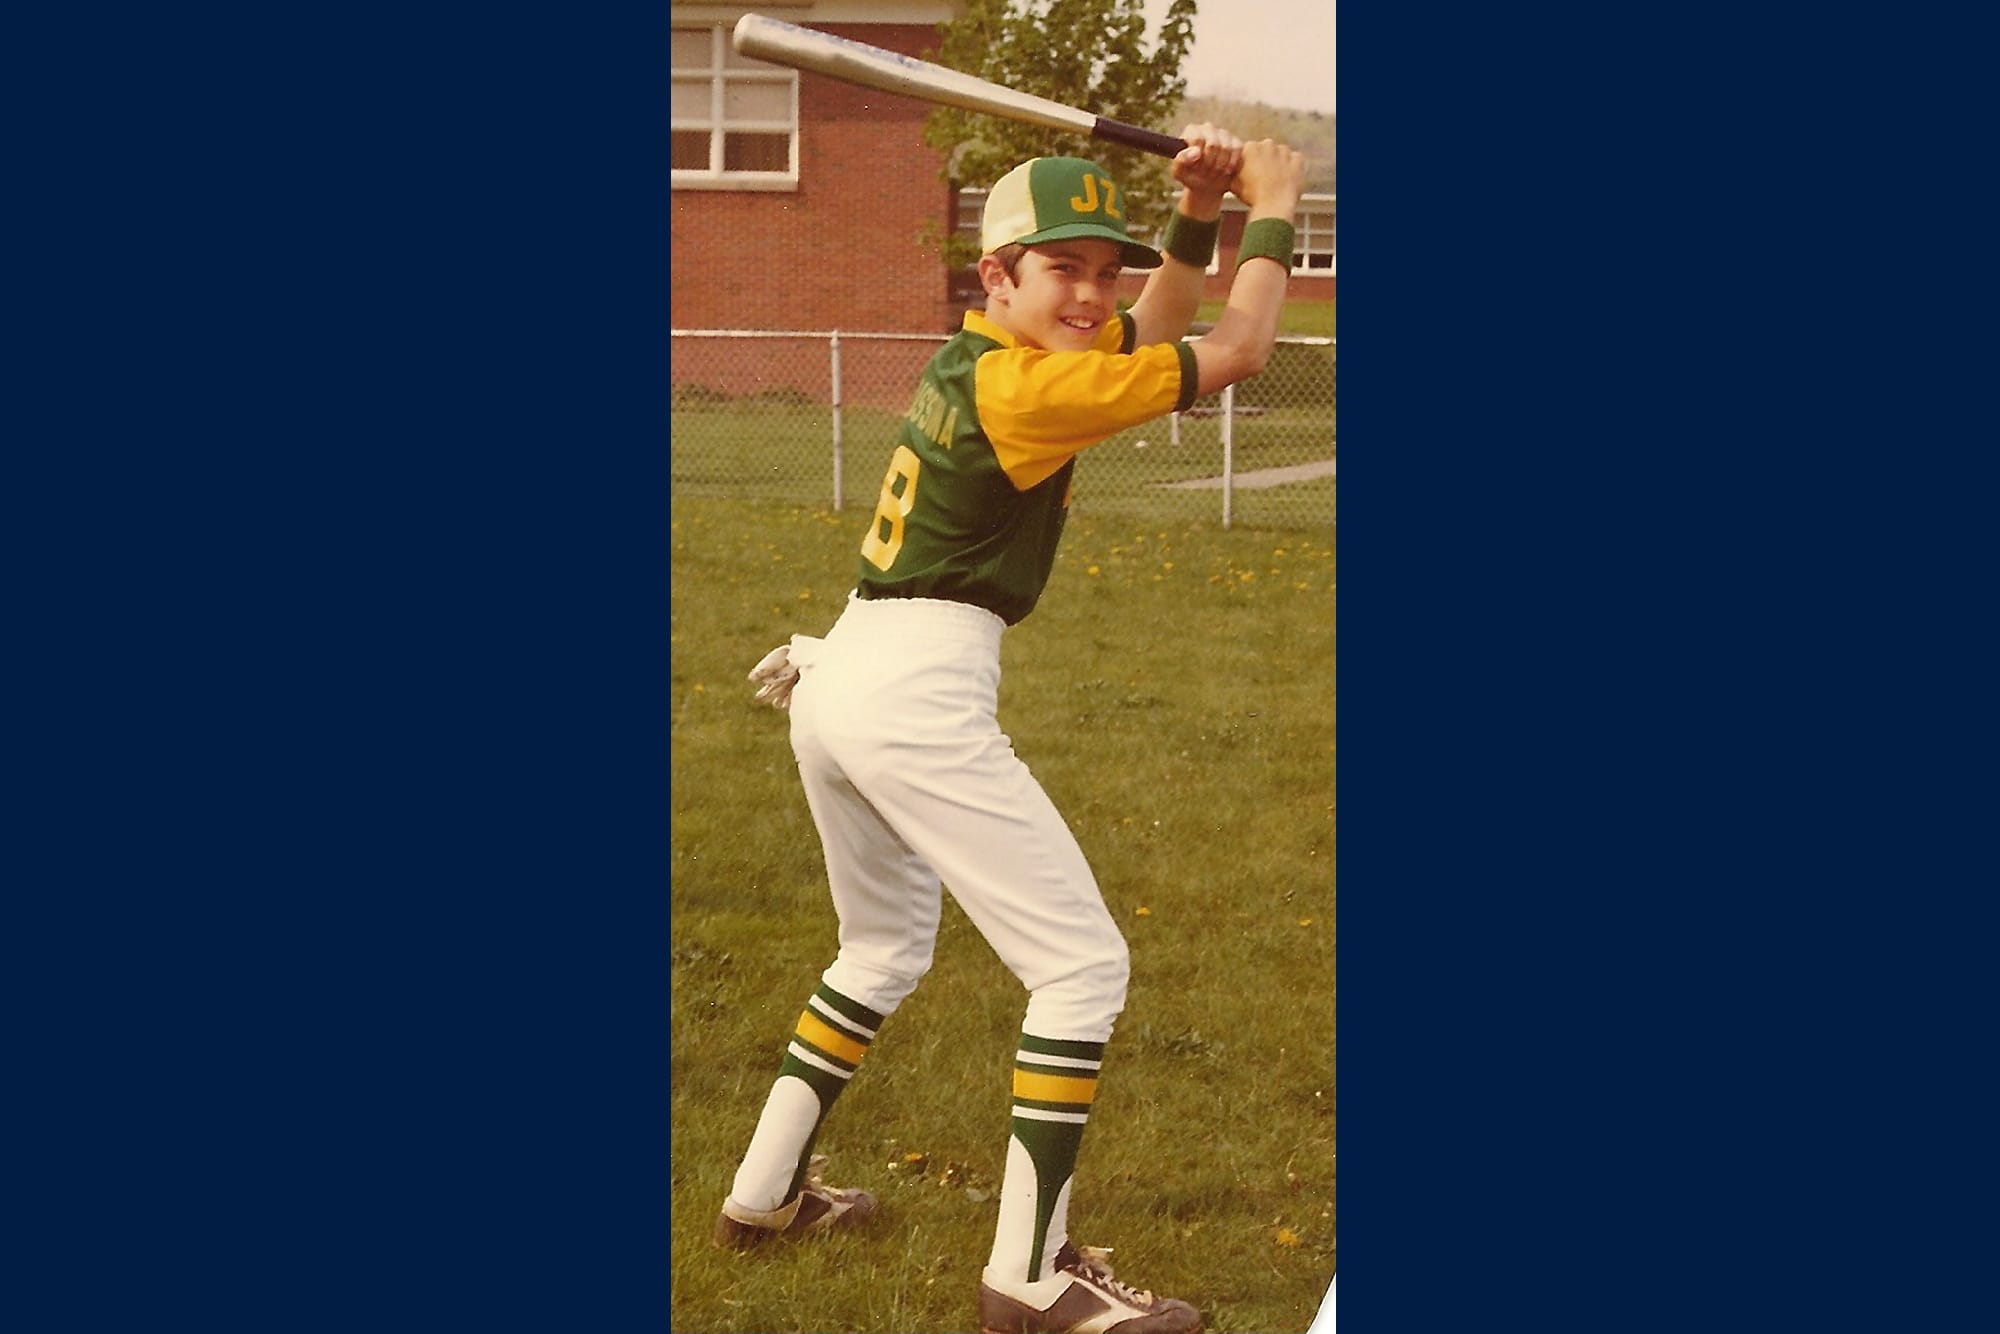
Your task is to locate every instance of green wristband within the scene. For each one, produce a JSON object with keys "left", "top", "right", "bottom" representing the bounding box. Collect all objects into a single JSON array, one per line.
[
  {"left": 1235, "top": 217, "right": 1296, "bottom": 272},
  {"left": 1161, "top": 212, "right": 1220, "bottom": 267}
]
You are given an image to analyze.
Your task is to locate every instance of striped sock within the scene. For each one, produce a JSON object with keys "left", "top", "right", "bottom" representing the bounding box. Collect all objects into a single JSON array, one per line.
[
  {"left": 993, "top": 1033, "right": 1104, "bottom": 1284},
  {"left": 729, "top": 983, "right": 885, "bottom": 1210}
]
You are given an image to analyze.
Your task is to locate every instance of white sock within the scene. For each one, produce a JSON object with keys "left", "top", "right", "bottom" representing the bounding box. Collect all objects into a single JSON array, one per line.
[
  {"left": 986, "top": 1136, "right": 1074, "bottom": 1286},
  {"left": 727, "top": 1076, "right": 821, "bottom": 1211}
]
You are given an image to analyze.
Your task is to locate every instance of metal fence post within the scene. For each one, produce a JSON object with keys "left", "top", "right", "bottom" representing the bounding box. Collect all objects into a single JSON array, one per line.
[
  {"left": 1220, "top": 382, "right": 1235, "bottom": 530},
  {"left": 829, "top": 330, "right": 844, "bottom": 511}
]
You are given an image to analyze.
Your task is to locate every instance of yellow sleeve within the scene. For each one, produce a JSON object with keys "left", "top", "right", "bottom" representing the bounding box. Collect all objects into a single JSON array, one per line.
[{"left": 975, "top": 340, "right": 1196, "bottom": 491}]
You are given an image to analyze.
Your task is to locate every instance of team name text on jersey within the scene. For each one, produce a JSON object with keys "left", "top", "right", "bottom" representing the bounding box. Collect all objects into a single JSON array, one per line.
[{"left": 905, "top": 379, "right": 959, "bottom": 450}]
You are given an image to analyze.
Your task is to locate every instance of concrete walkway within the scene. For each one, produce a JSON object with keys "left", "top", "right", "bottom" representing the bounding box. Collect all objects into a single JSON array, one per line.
[{"left": 1156, "top": 459, "right": 1337, "bottom": 490}]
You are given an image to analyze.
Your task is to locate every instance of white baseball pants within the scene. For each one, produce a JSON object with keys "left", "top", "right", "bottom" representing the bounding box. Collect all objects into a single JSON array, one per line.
[{"left": 787, "top": 594, "right": 1130, "bottom": 1042}]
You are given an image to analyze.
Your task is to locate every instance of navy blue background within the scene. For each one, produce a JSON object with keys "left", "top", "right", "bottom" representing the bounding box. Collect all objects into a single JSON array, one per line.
[
  {"left": 1339, "top": 7, "right": 1982, "bottom": 1331},
  {"left": 13, "top": 3, "right": 1979, "bottom": 1330},
  {"left": 16, "top": 7, "right": 671, "bottom": 1329}
]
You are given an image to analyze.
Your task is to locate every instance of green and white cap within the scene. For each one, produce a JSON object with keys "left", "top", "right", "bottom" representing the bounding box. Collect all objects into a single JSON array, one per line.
[{"left": 980, "top": 156, "right": 1163, "bottom": 270}]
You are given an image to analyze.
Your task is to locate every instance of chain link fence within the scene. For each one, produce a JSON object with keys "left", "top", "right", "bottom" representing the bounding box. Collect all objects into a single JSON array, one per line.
[{"left": 670, "top": 329, "right": 1335, "bottom": 530}]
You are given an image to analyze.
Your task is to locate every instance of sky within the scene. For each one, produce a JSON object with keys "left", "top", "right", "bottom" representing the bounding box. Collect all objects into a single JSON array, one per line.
[{"left": 1139, "top": 0, "right": 1335, "bottom": 115}]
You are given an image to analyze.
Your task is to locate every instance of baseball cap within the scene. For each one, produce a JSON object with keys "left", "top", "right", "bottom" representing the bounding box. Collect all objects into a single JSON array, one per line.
[{"left": 981, "top": 156, "right": 1163, "bottom": 270}]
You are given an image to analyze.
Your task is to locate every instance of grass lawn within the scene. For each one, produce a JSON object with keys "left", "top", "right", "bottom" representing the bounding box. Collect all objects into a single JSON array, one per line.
[
  {"left": 671, "top": 498, "right": 1335, "bottom": 1332},
  {"left": 1197, "top": 297, "right": 1335, "bottom": 339}
]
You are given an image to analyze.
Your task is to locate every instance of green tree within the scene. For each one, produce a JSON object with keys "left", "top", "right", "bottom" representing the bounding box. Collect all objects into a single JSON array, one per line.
[{"left": 924, "top": 0, "right": 1199, "bottom": 269}]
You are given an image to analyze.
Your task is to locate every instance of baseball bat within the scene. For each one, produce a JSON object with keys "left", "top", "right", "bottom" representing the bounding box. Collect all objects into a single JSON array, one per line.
[{"left": 731, "top": 13, "right": 1188, "bottom": 160}]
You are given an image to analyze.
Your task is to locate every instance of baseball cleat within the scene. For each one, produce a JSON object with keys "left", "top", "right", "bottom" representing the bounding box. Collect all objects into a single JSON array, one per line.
[
  {"left": 712, "top": 1155, "right": 879, "bottom": 1249},
  {"left": 978, "top": 1242, "right": 1203, "bottom": 1333}
]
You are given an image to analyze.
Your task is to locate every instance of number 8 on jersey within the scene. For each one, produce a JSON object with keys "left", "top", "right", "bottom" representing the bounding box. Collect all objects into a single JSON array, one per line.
[{"left": 860, "top": 444, "right": 921, "bottom": 572}]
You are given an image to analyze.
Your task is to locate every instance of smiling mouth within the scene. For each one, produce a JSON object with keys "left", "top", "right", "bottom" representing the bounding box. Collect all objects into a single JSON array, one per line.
[{"left": 1061, "top": 316, "right": 1099, "bottom": 333}]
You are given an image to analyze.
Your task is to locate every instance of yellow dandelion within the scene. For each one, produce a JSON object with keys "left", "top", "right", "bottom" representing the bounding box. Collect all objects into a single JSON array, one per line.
[
  {"left": 1087, "top": 565, "right": 1102, "bottom": 576},
  {"left": 1135, "top": 906, "right": 1152, "bottom": 917},
  {"left": 1275, "top": 1226, "right": 1303, "bottom": 1248},
  {"left": 1298, "top": 917, "right": 1314, "bottom": 927}
]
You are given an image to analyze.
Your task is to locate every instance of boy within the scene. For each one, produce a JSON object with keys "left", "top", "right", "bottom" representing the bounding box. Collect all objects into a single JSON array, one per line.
[{"left": 719, "top": 127, "right": 1308, "bottom": 1334}]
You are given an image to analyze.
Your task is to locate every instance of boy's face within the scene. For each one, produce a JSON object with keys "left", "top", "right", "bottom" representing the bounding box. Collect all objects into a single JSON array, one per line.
[{"left": 980, "top": 239, "right": 1125, "bottom": 353}]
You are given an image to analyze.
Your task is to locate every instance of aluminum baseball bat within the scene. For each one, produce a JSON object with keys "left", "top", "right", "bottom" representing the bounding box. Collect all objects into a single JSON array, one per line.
[{"left": 731, "top": 13, "right": 1189, "bottom": 159}]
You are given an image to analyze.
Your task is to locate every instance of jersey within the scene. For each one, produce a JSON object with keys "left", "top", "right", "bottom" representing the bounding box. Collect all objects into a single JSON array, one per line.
[{"left": 854, "top": 308, "right": 1199, "bottom": 626}]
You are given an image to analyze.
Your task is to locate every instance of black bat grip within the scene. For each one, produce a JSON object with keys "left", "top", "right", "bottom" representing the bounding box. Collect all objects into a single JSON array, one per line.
[{"left": 1090, "top": 117, "right": 1188, "bottom": 160}]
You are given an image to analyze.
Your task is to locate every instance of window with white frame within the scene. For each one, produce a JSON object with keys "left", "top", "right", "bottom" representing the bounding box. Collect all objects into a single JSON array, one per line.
[
  {"left": 671, "top": 24, "right": 798, "bottom": 188},
  {"left": 955, "top": 188, "right": 986, "bottom": 244},
  {"left": 1293, "top": 196, "right": 1336, "bottom": 275}
]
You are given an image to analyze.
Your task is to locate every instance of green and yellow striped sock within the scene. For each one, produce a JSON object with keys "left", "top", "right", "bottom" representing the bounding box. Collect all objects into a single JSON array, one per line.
[
  {"left": 730, "top": 983, "right": 885, "bottom": 1210},
  {"left": 995, "top": 1033, "right": 1104, "bottom": 1283}
]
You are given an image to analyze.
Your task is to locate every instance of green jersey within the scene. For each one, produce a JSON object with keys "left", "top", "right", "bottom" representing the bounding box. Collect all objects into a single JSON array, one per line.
[{"left": 854, "top": 308, "right": 1198, "bottom": 625}]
